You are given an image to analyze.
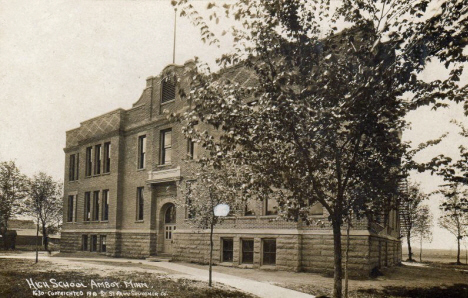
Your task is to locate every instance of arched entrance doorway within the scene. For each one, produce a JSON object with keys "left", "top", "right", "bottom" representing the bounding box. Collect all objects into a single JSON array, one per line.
[{"left": 163, "top": 203, "right": 176, "bottom": 253}]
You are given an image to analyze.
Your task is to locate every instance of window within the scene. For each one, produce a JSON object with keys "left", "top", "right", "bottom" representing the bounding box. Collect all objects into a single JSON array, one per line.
[
  {"left": 222, "top": 238, "right": 234, "bottom": 262},
  {"left": 264, "top": 198, "right": 278, "bottom": 215},
  {"left": 69, "top": 154, "right": 78, "bottom": 181},
  {"left": 76, "top": 153, "right": 79, "bottom": 179},
  {"left": 84, "top": 192, "right": 91, "bottom": 221},
  {"left": 161, "top": 129, "right": 172, "bottom": 164},
  {"left": 82, "top": 235, "right": 88, "bottom": 251},
  {"left": 90, "top": 235, "right": 97, "bottom": 252},
  {"left": 67, "top": 195, "right": 74, "bottom": 222},
  {"left": 100, "top": 235, "right": 107, "bottom": 252},
  {"left": 102, "top": 190, "right": 109, "bottom": 221},
  {"left": 85, "top": 147, "right": 92, "bottom": 177},
  {"left": 311, "top": 203, "right": 324, "bottom": 215},
  {"left": 187, "top": 138, "right": 197, "bottom": 160},
  {"left": 138, "top": 135, "right": 146, "bottom": 169},
  {"left": 92, "top": 191, "right": 100, "bottom": 221},
  {"left": 136, "top": 187, "right": 144, "bottom": 221},
  {"left": 244, "top": 200, "right": 256, "bottom": 216},
  {"left": 103, "top": 142, "right": 111, "bottom": 173},
  {"left": 94, "top": 144, "right": 101, "bottom": 175},
  {"left": 262, "top": 239, "right": 276, "bottom": 265},
  {"left": 165, "top": 204, "right": 176, "bottom": 224},
  {"left": 161, "top": 76, "right": 176, "bottom": 103},
  {"left": 241, "top": 239, "right": 254, "bottom": 264}
]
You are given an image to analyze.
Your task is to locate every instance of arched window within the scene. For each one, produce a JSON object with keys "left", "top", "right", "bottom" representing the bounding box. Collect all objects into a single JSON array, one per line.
[
  {"left": 161, "top": 76, "right": 176, "bottom": 103},
  {"left": 165, "top": 204, "right": 176, "bottom": 224}
]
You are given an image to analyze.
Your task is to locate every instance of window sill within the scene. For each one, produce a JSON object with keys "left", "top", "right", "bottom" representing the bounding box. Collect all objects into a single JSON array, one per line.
[
  {"left": 260, "top": 215, "right": 279, "bottom": 219},
  {"left": 260, "top": 265, "right": 277, "bottom": 269},
  {"left": 68, "top": 180, "right": 78, "bottom": 183},
  {"left": 135, "top": 220, "right": 144, "bottom": 223},
  {"left": 156, "top": 163, "right": 172, "bottom": 168},
  {"left": 219, "top": 262, "right": 234, "bottom": 267},
  {"left": 136, "top": 168, "right": 146, "bottom": 172},
  {"left": 102, "top": 172, "right": 111, "bottom": 176},
  {"left": 161, "top": 99, "right": 175, "bottom": 105},
  {"left": 92, "top": 174, "right": 101, "bottom": 177}
]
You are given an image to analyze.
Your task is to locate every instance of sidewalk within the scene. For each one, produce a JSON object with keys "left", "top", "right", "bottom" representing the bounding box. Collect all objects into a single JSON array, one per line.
[{"left": 0, "top": 253, "right": 314, "bottom": 298}]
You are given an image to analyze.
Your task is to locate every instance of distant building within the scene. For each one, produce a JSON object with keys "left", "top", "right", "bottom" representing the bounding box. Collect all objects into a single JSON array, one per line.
[
  {"left": 2, "top": 219, "right": 59, "bottom": 247},
  {"left": 61, "top": 60, "right": 401, "bottom": 276}
]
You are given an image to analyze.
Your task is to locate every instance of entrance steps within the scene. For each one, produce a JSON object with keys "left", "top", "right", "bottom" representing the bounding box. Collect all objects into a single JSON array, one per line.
[{"left": 146, "top": 254, "right": 172, "bottom": 262}]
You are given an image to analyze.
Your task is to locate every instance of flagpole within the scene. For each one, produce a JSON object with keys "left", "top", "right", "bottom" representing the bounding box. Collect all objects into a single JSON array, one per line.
[{"left": 173, "top": 8, "right": 177, "bottom": 64}]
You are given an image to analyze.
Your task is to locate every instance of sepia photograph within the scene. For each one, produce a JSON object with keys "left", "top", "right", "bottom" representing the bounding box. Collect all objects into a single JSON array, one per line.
[{"left": 0, "top": 1, "right": 467, "bottom": 297}]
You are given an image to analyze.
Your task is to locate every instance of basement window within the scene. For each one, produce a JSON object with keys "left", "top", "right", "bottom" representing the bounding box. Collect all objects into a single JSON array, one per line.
[
  {"left": 262, "top": 239, "right": 276, "bottom": 265},
  {"left": 222, "top": 238, "right": 234, "bottom": 262},
  {"left": 100, "top": 235, "right": 107, "bottom": 253},
  {"left": 241, "top": 239, "right": 254, "bottom": 264},
  {"left": 90, "top": 235, "right": 97, "bottom": 252},
  {"left": 82, "top": 235, "right": 88, "bottom": 251}
]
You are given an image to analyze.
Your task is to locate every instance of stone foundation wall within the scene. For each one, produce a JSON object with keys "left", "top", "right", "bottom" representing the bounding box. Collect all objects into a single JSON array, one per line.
[
  {"left": 60, "top": 232, "right": 81, "bottom": 253},
  {"left": 172, "top": 231, "right": 302, "bottom": 271},
  {"left": 173, "top": 230, "right": 401, "bottom": 276},
  {"left": 301, "top": 234, "right": 372, "bottom": 276},
  {"left": 60, "top": 231, "right": 119, "bottom": 257},
  {"left": 368, "top": 236, "right": 401, "bottom": 270},
  {"left": 117, "top": 232, "right": 156, "bottom": 258},
  {"left": 60, "top": 231, "right": 156, "bottom": 258}
]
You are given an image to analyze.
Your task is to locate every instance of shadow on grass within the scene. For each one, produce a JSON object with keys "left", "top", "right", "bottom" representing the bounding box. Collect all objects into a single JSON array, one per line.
[{"left": 358, "top": 283, "right": 468, "bottom": 298}]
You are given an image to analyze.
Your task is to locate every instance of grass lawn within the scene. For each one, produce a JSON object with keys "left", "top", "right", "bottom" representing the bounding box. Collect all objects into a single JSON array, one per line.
[
  {"left": 0, "top": 258, "right": 253, "bottom": 298},
  {"left": 281, "top": 262, "right": 468, "bottom": 298}
]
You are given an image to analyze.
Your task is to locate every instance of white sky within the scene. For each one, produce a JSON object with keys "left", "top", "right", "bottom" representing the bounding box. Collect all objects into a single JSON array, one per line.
[{"left": 0, "top": 0, "right": 467, "bottom": 251}]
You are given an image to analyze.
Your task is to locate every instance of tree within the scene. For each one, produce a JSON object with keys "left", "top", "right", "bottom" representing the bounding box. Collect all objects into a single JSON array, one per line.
[
  {"left": 25, "top": 173, "right": 62, "bottom": 253},
  {"left": 412, "top": 204, "right": 433, "bottom": 262},
  {"left": 426, "top": 120, "right": 468, "bottom": 189},
  {"left": 424, "top": 121, "right": 468, "bottom": 264},
  {"left": 173, "top": 1, "right": 468, "bottom": 297},
  {"left": 400, "top": 183, "right": 429, "bottom": 261},
  {"left": 0, "top": 161, "right": 28, "bottom": 230},
  {"left": 437, "top": 183, "right": 468, "bottom": 265},
  {"left": 182, "top": 158, "right": 244, "bottom": 287}
]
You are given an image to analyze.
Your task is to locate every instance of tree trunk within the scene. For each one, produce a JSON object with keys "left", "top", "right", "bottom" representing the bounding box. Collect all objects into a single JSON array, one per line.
[
  {"left": 332, "top": 218, "right": 343, "bottom": 298},
  {"left": 209, "top": 220, "right": 214, "bottom": 287},
  {"left": 419, "top": 236, "right": 422, "bottom": 263},
  {"left": 35, "top": 220, "right": 39, "bottom": 263},
  {"left": 457, "top": 236, "right": 461, "bottom": 265},
  {"left": 42, "top": 224, "right": 48, "bottom": 252},
  {"left": 406, "top": 231, "right": 412, "bottom": 261},
  {"left": 344, "top": 216, "right": 351, "bottom": 298}
]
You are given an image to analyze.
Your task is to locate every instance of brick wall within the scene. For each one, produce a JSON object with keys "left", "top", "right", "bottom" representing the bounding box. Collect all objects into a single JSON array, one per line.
[{"left": 62, "top": 60, "right": 402, "bottom": 275}]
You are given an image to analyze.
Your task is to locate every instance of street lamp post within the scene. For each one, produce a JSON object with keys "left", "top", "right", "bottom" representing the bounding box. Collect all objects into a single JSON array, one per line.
[{"left": 207, "top": 203, "right": 230, "bottom": 287}]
